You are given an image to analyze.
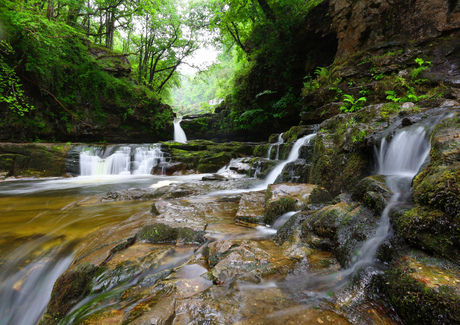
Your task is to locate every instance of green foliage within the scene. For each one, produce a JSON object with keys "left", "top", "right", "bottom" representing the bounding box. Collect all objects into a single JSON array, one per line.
[
  {"left": 411, "top": 57, "right": 432, "bottom": 81},
  {"left": 0, "top": 41, "right": 34, "bottom": 116},
  {"left": 340, "top": 94, "right": 367, "bottom": 113}
]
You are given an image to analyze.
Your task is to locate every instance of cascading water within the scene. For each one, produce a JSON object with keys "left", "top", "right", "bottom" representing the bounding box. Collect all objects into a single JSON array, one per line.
[
  {"left": 291, "top": 125, "right": 433, "bottom": 294},
  {"left": 262, "top": 133, "right": 316, "bottom": 187},
  {"left": 348, "top": 126, "right": 430, "bottom": 272},
  {"left": 79, "top": 144, "right": 166, "bottom": 176},
  {"left": 173, "top": 117, "right": 188, "bottom": 143},
  {"left": 267, "top": 133, "right": 284, "bottom": 160}
]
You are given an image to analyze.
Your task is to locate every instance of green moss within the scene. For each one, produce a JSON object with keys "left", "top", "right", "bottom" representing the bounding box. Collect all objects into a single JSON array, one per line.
[
  {"left": 263, "top": 197, "right": 296, "bottom": 225},
  {"left": 381, "top": 255, "right": 460, "bottom": 325},
  {"left": 413, "top": 164, "right": 460, "bottom": 217},
  {"left": 395, "top": 206, "right": 460, "bottom": 263},
  {"left": 137, "top": 223, "right": 205, "bottom": 245},
  {"left": 40, "top": 263, "right": 99, "bottom": 325}
]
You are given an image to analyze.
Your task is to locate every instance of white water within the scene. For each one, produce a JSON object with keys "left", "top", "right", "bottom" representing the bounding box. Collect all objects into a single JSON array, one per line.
[
  {"left": 79, "top": 144, "right": 166, "bottom": 176},
  {"left": 211, "top": 133, "right": 316, "bottom": 195},
  {"left": 173, "top": 117, "right": 187, "bottom": 143},
  {"left": 345, "top": 126, "right": 430, "bottom": 275},
  {"left": 267, "top": 133, "right": 284, "bottom": 160},
  {"left": 262, "top": 134, "right": 316, "bottom": 187}
]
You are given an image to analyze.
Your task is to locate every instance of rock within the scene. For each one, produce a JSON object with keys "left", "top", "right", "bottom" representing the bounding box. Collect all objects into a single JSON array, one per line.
[
  {"left": 201, "top": 173, "right": 227, "bottom": 181},
  {"left": 381, "top": 249, "right": 460, "bottom": 325},
  {"left": 137, "top": 223, "right": 206, "bottom": 245},
  {"left": 401, "top": 102, "right": 415, "bottom": 109},
  {"left": 235, "top": 190, "right": 265, "bottom": 223},
  {"left": 130, "top": 297, "right": 176, "bottom": 325},
  {"left": 0, "top": 143, "right": 70, "bottom": 177},
  {"left": 352, "top": 175, "right": 392, "bottom": 215},
  {"left": 264, "top": 183, "right": 332, "bottom": 225},
  {"left": 39, "top": 263, "right": 98, "bottom": 325},
  {"left": 247, "top": 158, "right": 278, "bottom": 179},
  {"left": 160, "top": 140, "right": 257, "bottom": 173},
  {"left": 205, "top": 240, "right": 297, "bottom": 285},
  {"left": 397, "top": 112, "right": 460, "bottom": 263}
]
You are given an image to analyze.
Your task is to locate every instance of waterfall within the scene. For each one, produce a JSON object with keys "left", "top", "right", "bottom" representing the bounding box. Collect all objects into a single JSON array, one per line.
[
  {"left": 79, "top": 144, "right": 166, "bottom": 176},
  {"left": 262, "top": 134, "right": 316, "bottom": 186},
  {"left": 331, "top": 126, "right": 431, "bottom": 284},
  {"left": 173, "top": 117, "right": 187, "bottom": 143},
  {"left": 267, "top": 133, "right": 284, "bottom": 160}
]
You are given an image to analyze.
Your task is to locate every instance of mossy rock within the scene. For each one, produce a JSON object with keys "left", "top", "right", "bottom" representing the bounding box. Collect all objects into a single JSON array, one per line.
[
  {"left": 394, "top": 206, "right": 460, "bottom": 264},
  {"left": 413, "top": 164, "right": 460, "bottom": 218},
  {"left": 40, "top": 263, "right": 98, "bottom": 325},
  {"left": 309, "top": 130, "right": 371, "bottom": 196},
  {"left": 0, "top": 143, "right": 70, "bottom": 177},
  {"left": 263, "top": 183, "right": 331, "bottom": 225},
  {"left": 300, "top": 203, "right": 352, "bottom": 251},
  {"left": 264, "top": 197, "right": 296, "bottom": 225},
  {"left": 380, "top": 249, "right": 460, "bottom": 325},
  {"left": 137, "top": 223, "right": 205, "bottom": 245}
]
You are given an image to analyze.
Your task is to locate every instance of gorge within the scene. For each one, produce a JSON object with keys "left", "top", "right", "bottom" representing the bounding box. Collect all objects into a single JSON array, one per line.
[{"left": 1, "top": 0, "right": 460, "bottom": 324}]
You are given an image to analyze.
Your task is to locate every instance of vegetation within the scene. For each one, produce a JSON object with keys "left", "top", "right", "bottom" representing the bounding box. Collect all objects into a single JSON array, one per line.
[{"left": 0, "top": 0, "right": 205, "bottom": 140}]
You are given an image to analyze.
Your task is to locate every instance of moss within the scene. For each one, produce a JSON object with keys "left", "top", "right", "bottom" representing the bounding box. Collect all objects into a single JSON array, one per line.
[
  {"left": 137, "top": 223, "right": 205, "bottom": 245},
  {"left": 413, "top": 164, "right": 460, "bottom": 217},
  {"left": 40, "top": 262, "right": 99, "bottom": 325},
  {"left": 263, "top": 197, "right": 296, "bottom": 225},
  {"left": 137, "top": 224, "right": 179, "bottom": 243},
  {"left": 394, "top": 206, "right": 460, "bottom": 263},
  {"left": 381, "top": 254, "right": 460, "bottom": 325}
]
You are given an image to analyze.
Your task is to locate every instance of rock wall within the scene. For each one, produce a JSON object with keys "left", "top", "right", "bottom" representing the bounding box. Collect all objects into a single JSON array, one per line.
[{"left": 331, "top": 0, "right": 460, "bottom": 57}]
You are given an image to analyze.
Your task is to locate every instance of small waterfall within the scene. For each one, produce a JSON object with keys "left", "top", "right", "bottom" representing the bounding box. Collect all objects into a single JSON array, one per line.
[
  {"left": 262, "top": 134, "right": 316, "bottom": 186},
  {"left": 173, "top": 117, "right": 187, "bottom": 143},
  {"left": 344, "top": 126, "right": 430, "bottom": 274},
  {"left": 79, "top": 144, "right": 166, "bottom": 176},
  {"left": 267, "top": 133, "right": 284, "bottom": 160}
]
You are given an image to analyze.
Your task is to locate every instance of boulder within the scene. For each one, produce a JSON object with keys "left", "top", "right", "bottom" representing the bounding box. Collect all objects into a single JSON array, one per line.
[
  {"left": 381, "top": 249, "right": 460, "bottom": 325},
  {"left": 264, "top": 183, "right": 332, "bottom": 225}
]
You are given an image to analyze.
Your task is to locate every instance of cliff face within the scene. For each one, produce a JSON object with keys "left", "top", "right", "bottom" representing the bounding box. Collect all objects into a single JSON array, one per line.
[{"left": 331, "top": 0, "right": 460, "bottom": 57}]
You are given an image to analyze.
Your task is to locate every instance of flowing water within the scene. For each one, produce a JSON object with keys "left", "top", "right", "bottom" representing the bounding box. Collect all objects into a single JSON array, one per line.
[
  {"left": 0, "top": 173, "right": 206, "bottom": 325},
  {"left": 267, "top": 133, "right": 284, "bottom": 160},
  {"left": 173, "top": 117, "right": 187, "bottom": 143},
  {"left": 79, "top": 144, "right": 166, "bottom": 176},
  {"left": 282, "top": 125, "right": 432, "bottom": 308},
  {"left": 0, "top": 125, "right": 431, "bottom": 324}
]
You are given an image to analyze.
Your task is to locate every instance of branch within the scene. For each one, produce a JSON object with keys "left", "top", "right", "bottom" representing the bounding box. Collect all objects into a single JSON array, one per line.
[{"left": 23, "top": 77, "right": 93, "bottom": 128}]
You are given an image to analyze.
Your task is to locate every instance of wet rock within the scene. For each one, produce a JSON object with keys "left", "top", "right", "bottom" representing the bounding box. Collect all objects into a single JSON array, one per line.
[
  {"left": 130, "top": 297, "right": 176, "bottom": 325},
  {"left": 201, "top": 173, "right": 227, "bottom": 181},
  {"left": 398, "top": 112, "right": 460, "bottom": 263},
  {"left": 0, "top": 143, "right": 70, "bottom": 177},
  {"left": 137, "top": 223, "right": 206, "bottom": 245},
  {"left": 264, "top": 183, "right": 332, "bottom": 225},
  {"left": 381, "top": 249, "right": 460, "bottom": 325},
  {"left": 160, "top": 140, "right": 257, "bottom": 173},
  {"left": 235, "top": 190, "right": 265, "bottom": 223},
  {"left": 205, "top": 240, "right": 297, "bottom": 285},
  {"left": 309, "top": 110, "right": 380, "bottom": 196},
  {"left": 71, "top": 210, "right": 155, "bottom": 268},
  {"left": 40, "top": 262, "right": 98, "bottom": 325},
  {"left": 247, "top": 158, "right": 278, "bottom": 178},
  {"left": 352, "top": 175, "right": 392, "bottom": 215}
]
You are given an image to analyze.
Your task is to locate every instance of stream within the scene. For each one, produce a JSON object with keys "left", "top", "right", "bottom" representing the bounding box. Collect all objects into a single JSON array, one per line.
[{"left": 0, "top": 124, "right": 433, "bottom": 324}]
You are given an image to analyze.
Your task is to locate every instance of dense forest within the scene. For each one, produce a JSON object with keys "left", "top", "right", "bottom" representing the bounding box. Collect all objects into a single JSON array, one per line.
[{"left": 0, "top": 0, "right": 328, "bottom": 142}]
